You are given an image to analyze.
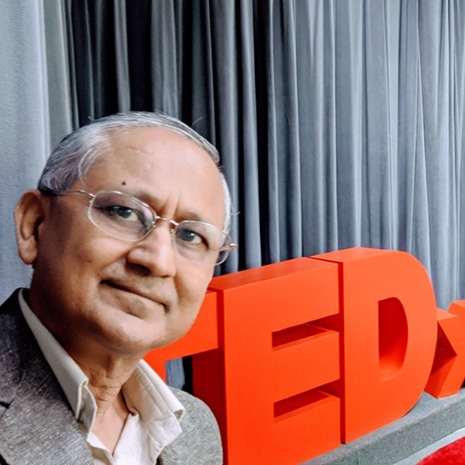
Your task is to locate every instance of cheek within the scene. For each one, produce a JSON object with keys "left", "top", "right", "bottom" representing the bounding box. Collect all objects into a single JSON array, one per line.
[
  {"left": 36, "top": 233, "right": 120, "bottom": 290},
  {"left": 176, "top": 266, "right": 213, "bottom": 315}
]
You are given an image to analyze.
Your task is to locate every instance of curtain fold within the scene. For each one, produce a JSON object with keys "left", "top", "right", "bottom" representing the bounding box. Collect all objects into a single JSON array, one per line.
[{"left": 0, "top": 0, "right": 72, "bottom": 302}]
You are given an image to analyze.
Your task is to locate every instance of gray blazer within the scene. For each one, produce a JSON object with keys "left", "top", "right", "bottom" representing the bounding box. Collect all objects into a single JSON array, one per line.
[{"left": 0, "top": 290, "right": 222, "bottom": 465}]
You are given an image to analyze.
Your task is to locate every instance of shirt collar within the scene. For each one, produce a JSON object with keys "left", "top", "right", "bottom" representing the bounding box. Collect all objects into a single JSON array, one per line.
[{"left": 125, "top": 360, "right": 184, "bottom": 453}]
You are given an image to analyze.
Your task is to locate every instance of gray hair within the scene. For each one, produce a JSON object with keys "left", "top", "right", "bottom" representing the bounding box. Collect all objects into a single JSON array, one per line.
[{"left": 38, "top": 111, "right": 232, "bottom": 231}]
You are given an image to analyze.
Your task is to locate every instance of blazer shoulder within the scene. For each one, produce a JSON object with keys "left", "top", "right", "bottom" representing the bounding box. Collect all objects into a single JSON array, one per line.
[
  {"left": 160, "top": 387, "right": 223, "bottom": 464},
  {"left": 0, "top": 290, "right": 31, "bottom": 403}
]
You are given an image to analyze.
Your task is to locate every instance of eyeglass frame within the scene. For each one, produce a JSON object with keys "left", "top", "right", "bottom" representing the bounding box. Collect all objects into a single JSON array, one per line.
[{"left": 42, "top": 189, "right": 237, "bottom": 265}]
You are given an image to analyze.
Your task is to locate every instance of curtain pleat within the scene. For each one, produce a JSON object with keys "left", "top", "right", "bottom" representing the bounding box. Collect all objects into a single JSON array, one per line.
[
  {"left": 114, "top": 0, "right": 131, "bottom": 112},
  {"left": 151, "top": 0, "right": 179, "bottom": 115},
  {"left": 0, "top": 0, "right": 72, "bottom": 302}
]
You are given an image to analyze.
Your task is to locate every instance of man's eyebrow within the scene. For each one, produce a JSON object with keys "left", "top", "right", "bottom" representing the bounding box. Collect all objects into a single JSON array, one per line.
[
  {"left": 176, "top": 210, "right": 207, "bottom": 223},
  {"left": 118, "top": 188, "right": 211, "bottom": 223}
]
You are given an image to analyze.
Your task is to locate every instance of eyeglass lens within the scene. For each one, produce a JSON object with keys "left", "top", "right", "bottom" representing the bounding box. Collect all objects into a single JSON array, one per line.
[{"left": 87, "top": 191, "right": 231, "bottom": 265}]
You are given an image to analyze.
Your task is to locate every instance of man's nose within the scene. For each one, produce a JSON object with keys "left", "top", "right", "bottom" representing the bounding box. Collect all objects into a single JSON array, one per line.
[{"left": 126, "top": 224, "right": 176, "bottom": 277}]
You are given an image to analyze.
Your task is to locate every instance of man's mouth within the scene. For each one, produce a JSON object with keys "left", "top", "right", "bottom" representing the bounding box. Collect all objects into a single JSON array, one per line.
[{"left": 101, "top": 280, "right": 167, "bottom": 310}]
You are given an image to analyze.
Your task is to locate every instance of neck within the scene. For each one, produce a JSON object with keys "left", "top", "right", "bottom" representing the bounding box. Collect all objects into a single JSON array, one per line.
[
  {"left": 90, "top": 388, "right": 130, "bottom": 453},
  {"left": 73, "top": 349, "right": 140, "bottom": 453}
]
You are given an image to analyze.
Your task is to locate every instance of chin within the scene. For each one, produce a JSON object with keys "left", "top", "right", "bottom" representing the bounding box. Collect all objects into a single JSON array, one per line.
[{"left": 92, "top": 318, "right": 164, "bottom": 356}]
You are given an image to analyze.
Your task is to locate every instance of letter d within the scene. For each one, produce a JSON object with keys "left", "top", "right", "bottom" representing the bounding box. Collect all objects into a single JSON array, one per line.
[{"left": 313, "top": 248, "right": 437, "bottom": 443}]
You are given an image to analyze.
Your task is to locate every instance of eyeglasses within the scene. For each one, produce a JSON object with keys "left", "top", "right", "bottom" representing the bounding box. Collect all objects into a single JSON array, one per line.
[{"left": 49, "top": 189, "right": 237, "bottom": 265}]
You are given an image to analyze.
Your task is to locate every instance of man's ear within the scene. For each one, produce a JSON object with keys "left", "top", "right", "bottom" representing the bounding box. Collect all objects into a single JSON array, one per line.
[{"left": 14, "top": 190, "right": 48, "bottom": 265}]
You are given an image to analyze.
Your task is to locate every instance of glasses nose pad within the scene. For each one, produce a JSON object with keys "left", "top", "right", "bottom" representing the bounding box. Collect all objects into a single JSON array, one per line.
[{"left": 147, "top": 217, "right": 177, "bottom": 240}]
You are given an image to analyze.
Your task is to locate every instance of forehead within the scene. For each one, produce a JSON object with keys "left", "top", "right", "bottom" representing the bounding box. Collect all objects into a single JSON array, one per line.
[{"left": 80, "top": 127, "right": 225, "bottom": 225}]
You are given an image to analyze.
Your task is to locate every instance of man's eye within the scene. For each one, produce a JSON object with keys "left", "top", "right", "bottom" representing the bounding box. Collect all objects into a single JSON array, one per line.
[
  {"left": 176, "top": 228, "right": 204, "bottom": 245},
  {"left": 101, "top": 206, "right": 141, "bottom": 223},
  {"left": 112, "top": 206, "right": 135, "bottom": 219}
]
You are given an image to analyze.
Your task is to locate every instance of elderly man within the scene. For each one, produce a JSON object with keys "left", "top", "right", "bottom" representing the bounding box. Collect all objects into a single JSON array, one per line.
[{"left": 0, "top": 112, "right": 235, "bottom": 464}]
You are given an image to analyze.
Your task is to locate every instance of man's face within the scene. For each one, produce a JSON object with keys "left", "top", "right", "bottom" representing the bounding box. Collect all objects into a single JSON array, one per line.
[{"left": 27, "top": 127, "right": 225, "bottom": 357}]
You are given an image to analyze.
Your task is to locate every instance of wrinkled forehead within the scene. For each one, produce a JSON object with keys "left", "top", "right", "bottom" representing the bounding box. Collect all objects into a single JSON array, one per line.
[
  {"left": 80, "top": 127, "right": 226, "bottom": 225},
  {"left": 101, "top": 125, "right": 218, "bottom": 163}
]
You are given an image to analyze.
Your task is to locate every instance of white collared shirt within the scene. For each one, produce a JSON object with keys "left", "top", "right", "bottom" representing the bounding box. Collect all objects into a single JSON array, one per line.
[{"left": 18, "top": 289, "right": 185, "bottom": 464}]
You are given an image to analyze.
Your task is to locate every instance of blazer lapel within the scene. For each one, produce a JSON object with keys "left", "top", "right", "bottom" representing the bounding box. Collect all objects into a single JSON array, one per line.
[{"left": 0, "top": 291, "right": 93, "bottom": 465}]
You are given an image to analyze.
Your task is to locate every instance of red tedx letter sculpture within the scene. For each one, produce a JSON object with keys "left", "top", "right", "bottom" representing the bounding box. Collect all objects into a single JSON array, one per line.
[
  {"left": 426, "top": 301, "right": 465, "bottom": 398},
  {"left": 313, "top": 248, "right": 438, "bottom": 443},
  {"left": 199, "top": 258, "right": 341, "bottom": 465},
  {"left": 146, "top": 247, "right": 445, "bottom": 464}
]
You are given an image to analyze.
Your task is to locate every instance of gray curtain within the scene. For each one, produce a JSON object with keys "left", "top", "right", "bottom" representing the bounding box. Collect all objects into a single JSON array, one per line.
[
  {"left": 1, "top": 0, "right": 465, "bottom": 313},
  {"left": 0, "top": 1, "right": 73, "bottom": 303}
]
